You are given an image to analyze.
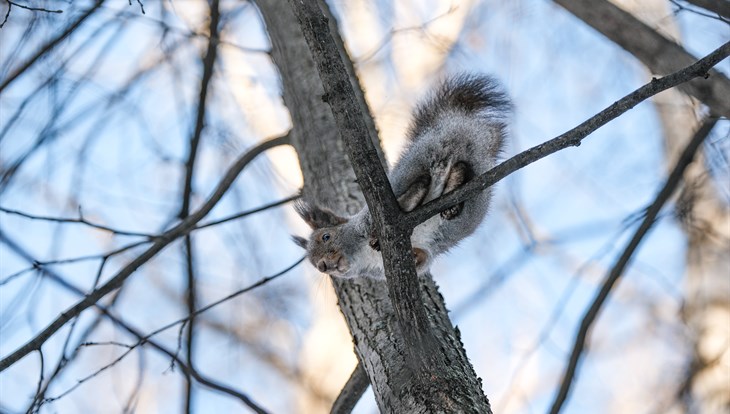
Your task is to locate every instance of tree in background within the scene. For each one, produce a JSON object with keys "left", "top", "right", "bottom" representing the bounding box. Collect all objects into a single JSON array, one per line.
[{"left": 0, "top": 0, "right": 727, "bottom": 413}]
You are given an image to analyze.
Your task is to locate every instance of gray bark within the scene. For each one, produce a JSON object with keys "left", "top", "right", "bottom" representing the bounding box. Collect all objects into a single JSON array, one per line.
[{"left": 254, "top": 0, "right": 491, "bottom": 412}]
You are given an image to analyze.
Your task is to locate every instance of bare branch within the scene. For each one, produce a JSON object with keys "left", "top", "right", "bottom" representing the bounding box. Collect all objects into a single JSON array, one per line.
[
  {"left": 288, "top": 0, "right": 441, "bottom": 379},
  {"left": 0, "top": 1, "right": 63, "bottom": 29},
  {"left": 178, "top": 1, "right": 221, "bottom": 410},
  {"left": 195, "top": 194, "right": 299, "bottom": 229},
  {"left": 0, "top": 207, "right": 155, "bottom": 238},
  {"left": 682, "top": 0, "right": 730, "bottom": 19},
  {"left": 42, "top": 257, "right": 303, "bottom": 409},
  {"left": 179, "top": 0, "right": 220, "bottom": 221},
  {"left": 670, "top": 0, "right": 730, "bottom": 23},
  {"left": 1, "top": 193, "right": 297, "bottom": 288},
  {"left": 0, "top": 0, "right": 103, "bottom": 92},
  {"left": 6, "top": 0, "right": 62, "bottom": 13},
  {"left": 404, "top": 41, "right": 730, "bottom": 229},
  {"left": 0, "top": 134, "right": 290, "bottom": 372},
  {"left": 330, "top": 362, "right": 369, "bottom": 414},
  {"left": 3, "top": 229, "right": 282, "bottom": 413},
  {"left": 548, "top": 116, "right": 719, "bottom": 414},
  {"left": 554, "top": 0, "right": 730, "bottom": 117}
]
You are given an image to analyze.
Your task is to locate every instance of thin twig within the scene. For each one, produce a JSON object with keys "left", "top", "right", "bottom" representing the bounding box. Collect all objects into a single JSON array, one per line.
[
  {"left": 2, "top": 230, "right": 274, "bottom": 413},
  {"left": 0, "top": 134, "right": 290, "bottom": 372},
  {"left": 670, "top": 0, "right": 730, "bottom": 23},
  {"left": 681, "top": 0, "right": 730, "bottom": 19},
  {"left": 1, "top": 194, "right": 296, "bottom": 287},
  {"left": 7, "top": 0, "right": 62, "bottom": 13},
  {"left": 195, "top": 194, "right": 299, "bottom": 230},
  {"left": 548, "top": 116, "right": 718, "bottom": 414},
  {"left": 43, "top": 257, "right": 303, "bottom": 406},
  {"left": 128, "top": 0, "right": 145, "bottom": 14},
  {"left": 0, "top": 1, "right": 63, "bottom": 29},
  {"left": 0, "top": 0, "right": 103, "bottom": 92},
  {"left": 0, "top": 207, "right": 155, "bottom": 238}
]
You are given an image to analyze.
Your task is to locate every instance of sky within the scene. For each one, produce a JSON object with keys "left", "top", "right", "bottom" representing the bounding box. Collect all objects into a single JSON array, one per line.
[{"left": 0, "top": 0, "right": 728, "bottom": 413}]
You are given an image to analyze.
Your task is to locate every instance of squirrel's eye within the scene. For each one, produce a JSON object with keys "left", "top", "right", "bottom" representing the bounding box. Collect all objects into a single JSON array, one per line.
[{"left": 321, "top": 233, "right": 330, "bottom": 242}]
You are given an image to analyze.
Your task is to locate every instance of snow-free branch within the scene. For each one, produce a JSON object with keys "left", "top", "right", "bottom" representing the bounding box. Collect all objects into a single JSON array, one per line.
[
  {"left": 548, "top": 116, "right": 719, "bottom": 414},
  {"left": 0, "top": 134, "right": 290, "bottom": 372},
  {"left": 288, "top": 0, "right": 450, "bottom": 380},
  {"left": 555, "top": 0, "right": 730, "bottom": 117},
  {"left": 404, "top": 41, "right": 730, "bottom": 229}
]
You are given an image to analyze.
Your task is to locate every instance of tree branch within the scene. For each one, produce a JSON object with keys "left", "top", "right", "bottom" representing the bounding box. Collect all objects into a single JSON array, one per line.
[
  {"left": 178, "top": 1, "right": 220, "bottom": 410},
  {"left": 330, "top": 362, "right": 369, "bottom": 414},
  {"left": 180, "top": 0, "right": 220, "bottom": 220},
  {"left": 195, "top": 194, "right": 299, "bottom": 229},
  {"left": 554, "top": 0, "right": 730, "bottom": 117},
  {"left": 1, "top": 228, "right": 286, "bottom": 413},
  {"left": 0, "top": 206, "right": 155, "bottom": 238},
  {"left": 682, "top": 0, "right": 730, "bottom": 19},
  {"left": 0, "top": 0, "right": 103, "bottom": 93},
  {"left": 405, "top": 41, "right": 730, "bottom": 229},
  {"left": 288, "top": 0, "right": 439, "bottom": 376},
  {"left": 0, "top": 134, "right": 290, "bottom": 372},
  {"left": 548, "top": 116, "right": 718, "bottom": 414}
]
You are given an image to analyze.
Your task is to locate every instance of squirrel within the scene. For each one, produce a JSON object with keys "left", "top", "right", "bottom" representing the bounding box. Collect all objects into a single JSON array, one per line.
[{"left": 293, "top": 74, "right": 512, "bottom": 278}]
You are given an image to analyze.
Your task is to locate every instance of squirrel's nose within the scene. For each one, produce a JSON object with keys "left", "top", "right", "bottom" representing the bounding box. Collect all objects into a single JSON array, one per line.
[{"left": 317, "top": 260, "right": 328, "bottom": 272}]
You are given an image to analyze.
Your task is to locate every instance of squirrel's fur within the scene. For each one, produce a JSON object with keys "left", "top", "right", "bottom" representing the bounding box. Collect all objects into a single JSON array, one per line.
[{"left": 294, "top": 74, "right": 511, "bottom": 278}]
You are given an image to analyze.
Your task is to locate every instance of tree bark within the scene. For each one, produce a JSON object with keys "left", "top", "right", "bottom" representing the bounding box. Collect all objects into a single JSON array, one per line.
[{"left": 254, "top": 0, "right": 491, "bottom": 412}]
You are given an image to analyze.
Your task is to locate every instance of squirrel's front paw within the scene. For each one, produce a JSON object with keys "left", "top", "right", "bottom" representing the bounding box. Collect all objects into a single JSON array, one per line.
[
  {"left": 440, "top": 203, "right": 463, "bottom": 220},
  {"left": 412, "top": 248, "right": 430, "bottom": 273},
  {"left": 368, "top": 235, "right": 381, "bottom": 251}
]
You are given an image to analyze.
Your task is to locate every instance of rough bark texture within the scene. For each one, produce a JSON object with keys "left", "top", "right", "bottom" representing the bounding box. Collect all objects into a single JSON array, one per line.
[{"left": 255, "top": 0, "right": 491, "bottom": 412}]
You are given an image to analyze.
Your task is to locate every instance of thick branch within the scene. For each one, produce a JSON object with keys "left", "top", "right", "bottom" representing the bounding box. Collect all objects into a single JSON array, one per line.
[
  {"left": 548, "top": 116, "right": 718, "bottom": 414},
  {"left": 288, "top": 0, "right": 440, "bottom": 376},
  {"left": 405, "top": 41, "right": 730, "bottom": 229},
  {"left": 555, "top": 0, "right": 730, "bottom": 117},
  {"left": 258, "top": 0, "right": 490, "bottom": 411},
  {"left": 0, "top": 134, "right": 290, "bottom": 372}
]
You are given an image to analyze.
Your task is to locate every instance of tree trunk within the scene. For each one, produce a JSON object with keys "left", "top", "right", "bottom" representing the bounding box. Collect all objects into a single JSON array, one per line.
[{"left": 254, "top": 0, "right": 491, "bottom": 412}]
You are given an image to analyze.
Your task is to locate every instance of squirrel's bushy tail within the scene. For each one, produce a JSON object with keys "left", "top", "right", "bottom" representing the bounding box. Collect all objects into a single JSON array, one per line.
[{"left": 407, "top": 74, "right": 512, "bottom": 142}]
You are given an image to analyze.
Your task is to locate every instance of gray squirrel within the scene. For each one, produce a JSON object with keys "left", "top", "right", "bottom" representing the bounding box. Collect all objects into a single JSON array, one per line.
[{"left": 293, "top": 74, "right": 511, "bottom": 278}]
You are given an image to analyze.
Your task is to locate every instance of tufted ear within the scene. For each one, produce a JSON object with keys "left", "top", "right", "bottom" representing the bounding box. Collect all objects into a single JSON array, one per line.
[
  {"left": 291, "top": 235, "right": 308, "bottom": 249},
  {"left": 294, "top": 200, "right": 347, "bottom": 229}
]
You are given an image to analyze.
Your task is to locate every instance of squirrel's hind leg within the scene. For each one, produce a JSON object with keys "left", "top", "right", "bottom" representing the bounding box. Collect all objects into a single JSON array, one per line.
[{"left": 440, "top": 161, "right": 472, "bottom": 220}]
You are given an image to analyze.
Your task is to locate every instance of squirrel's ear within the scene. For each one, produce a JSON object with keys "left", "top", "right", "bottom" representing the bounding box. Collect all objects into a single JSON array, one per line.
[
  {"left": 294, "top": 200, "right": 347, "bottom": 229},
  {"left": 292, "top": 235, "right": 308, "bottom": 249}
]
